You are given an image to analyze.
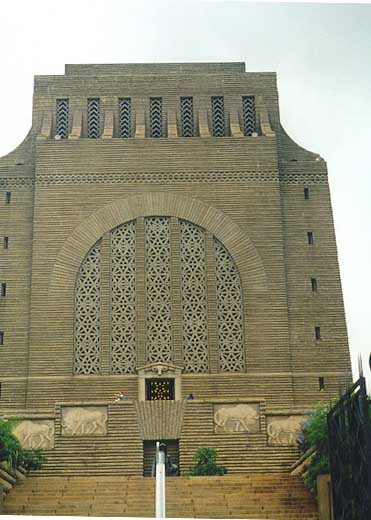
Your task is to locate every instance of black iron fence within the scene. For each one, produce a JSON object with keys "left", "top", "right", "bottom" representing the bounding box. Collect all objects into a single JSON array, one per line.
[{"left": 327, "top": 376, "right": 371, "bottom": 520}]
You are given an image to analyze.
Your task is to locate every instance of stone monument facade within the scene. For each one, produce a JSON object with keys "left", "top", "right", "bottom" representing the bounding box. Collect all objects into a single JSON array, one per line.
[{"left": 0, "top": 62, "right": 351, "bottom": 475}]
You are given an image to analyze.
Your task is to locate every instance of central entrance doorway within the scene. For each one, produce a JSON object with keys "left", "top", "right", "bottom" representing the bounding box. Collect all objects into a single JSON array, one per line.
[
  {"left": 145, "top": 378, "right": 175, "bottom": 400},
  {"left": 143, "top": 440, "right": 180, "bottom": 477}
]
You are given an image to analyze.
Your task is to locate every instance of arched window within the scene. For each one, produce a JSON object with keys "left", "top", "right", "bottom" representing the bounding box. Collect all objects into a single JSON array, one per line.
[{"left": 74, "top": 218, "right": 244, "bottom": 374}]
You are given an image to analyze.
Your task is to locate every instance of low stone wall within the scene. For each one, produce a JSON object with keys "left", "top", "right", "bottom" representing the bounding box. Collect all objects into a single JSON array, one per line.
[
  {"left": 0, "top": 462, "right": 27, "bottom": 511},
  {"left": 317, "top": 474, "right": 333, "bottom": 520},
  {"left": 289, "top": 447, "right": 315, "bottom": 477}
]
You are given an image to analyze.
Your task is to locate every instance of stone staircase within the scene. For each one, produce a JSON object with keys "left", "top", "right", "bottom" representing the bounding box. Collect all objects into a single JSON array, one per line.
[{"left": 4, "top": 474, "right": 319, "bottom": 519}]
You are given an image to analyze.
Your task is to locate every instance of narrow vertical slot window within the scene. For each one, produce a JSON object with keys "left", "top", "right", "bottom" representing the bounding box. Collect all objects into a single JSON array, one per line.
[
  {"left": 307, "top": 231, "right": 314, "bottom": 245},
  {"left": 0, "top": 283, "right": 6, "bottom": 297},
  {"left": 315, "top": 326, "right": 321, "bottom": 340},
  {"left": 211, "top": 96, "right": 225, "bottom": 137},
  {"left": 180, "top": 97, "right": 194, "bottom": 137},
  {"left": 0, "top": 332, "right": 4, "bottom": 345},
  {"left": 311, "top": 277, "right": 318, "bottom": 291},
  {"left": 242, "top": 96, "right": 257, "bottom": 136},
  {"left": 56, "top": 99, "right": 69, "bottom": 138},
  {"left": 87, "top": 98, "right": 101, "bottom": 138},
  {"left": 3, "top": 237, "right": 9, "bottom": 250},
  {"left": 319, "top": 377, "right": 325, "bottom": 391},
  {"left": 118, "top": 98, "right": 132, "bottom": 138},
  {"left": 304, "top": 187, "right": 310, "bottom": 200},
  {"left": 149, "top": 97, "right": 162, "bottom": 138},
  {"left": 5, "top": 192, "right": 11, "bottom": 205}
]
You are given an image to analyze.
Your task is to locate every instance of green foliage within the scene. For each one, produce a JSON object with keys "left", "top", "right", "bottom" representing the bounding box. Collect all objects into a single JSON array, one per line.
[
  {"left": 0, "top": 418, "right": 46, "bottom": 471},
  {"left": 20, "top": 449, "right": 46, "bottom": 471},
  {"left": 303, "top": 452, "right": 329, "bottom": 495},
  {"left": 0, "top": 418, "right": 23, "bottom": 468},
  {"left": 299, "top": 399, "right": 371, "bottom": 495},
  {"left": 187, "top": 447, "right": 227, "bottom": 476},
  {"left": 297, "top": 403, "right": 331, "bottom": 495},
  {"left": 298, "top": 405, "right": 329, "bottom": 455}
]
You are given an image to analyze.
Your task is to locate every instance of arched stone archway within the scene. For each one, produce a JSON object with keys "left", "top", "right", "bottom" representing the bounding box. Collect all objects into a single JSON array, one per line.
[
  {"left": 48, "top": 192, "right": 268, "bottom": 303},
  {"left": 44, "top": 192, "right": 268, "bottom": 375}
]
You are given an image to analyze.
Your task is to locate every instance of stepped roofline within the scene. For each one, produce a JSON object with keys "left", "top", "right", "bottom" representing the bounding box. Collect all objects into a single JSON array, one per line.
[{"left": 64, "top": 62, "right": 246, "bottom": 76}]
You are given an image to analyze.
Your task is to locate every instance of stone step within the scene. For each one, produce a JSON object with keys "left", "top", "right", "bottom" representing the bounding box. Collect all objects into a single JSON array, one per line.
[{"left": 4, "top": 474, "right": 319, "bottom": 519}]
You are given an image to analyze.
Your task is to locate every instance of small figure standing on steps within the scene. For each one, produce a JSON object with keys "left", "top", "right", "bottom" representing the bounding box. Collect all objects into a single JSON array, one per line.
[
  {"left": 186, "top": 393, "right": 195, "bottom": 400},
  {"left": 119, "top": 391, "right": 126, "bottom": 401}
]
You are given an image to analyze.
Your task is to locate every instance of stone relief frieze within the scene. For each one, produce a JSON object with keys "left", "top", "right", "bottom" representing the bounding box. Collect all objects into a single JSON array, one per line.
[
  {"left": 0, "top": 178, "right": 34, "bottom": 189},
  {"left": 61, "top": 406, "right": 108, "bottom": 436},
  {"left": 34, "top": 170, "right": 279, "bottom": 186},
  {"left": 13, "top": 420, "right": 54, "bottom": 450},
  {"left": 0, "top": 171, "right": 328, "bottom": 190},
  {"left": 279, "top": 173, "right": 327, "bottom": 185},
  {"left": 266, "top": 415, "right": 304, "bottom": 446},
  {"left": 214, "top": 404, "right": 260, "bottom": 434}
]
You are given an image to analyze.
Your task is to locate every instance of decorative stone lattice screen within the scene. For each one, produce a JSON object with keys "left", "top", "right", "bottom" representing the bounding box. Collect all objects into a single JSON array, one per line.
[
  {"left": 74, "top": 241, "right": 101, "bottom": 374},
  {"left": 145, "top": 217, "right": 172, "bottom": 363},
  {"left": 74, "top": 218, "right": 244, "bottom": 374},
  {"left": 111, "top": 221, "right": 136, "bottom": 373}
]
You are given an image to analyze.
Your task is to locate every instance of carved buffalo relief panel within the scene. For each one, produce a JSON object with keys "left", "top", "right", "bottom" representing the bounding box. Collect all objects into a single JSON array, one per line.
[
  {"left": 13, "top": 420, "right": 55, "bottom": 450},
  {"left": 266, "top": 415, "right": 304, "bottom": 446},
  {"left": 61, "top": 406, "right": 108, "bottom": 436},
  {"left": 213, "top": 403, "right": 260, "bottom": 434}
]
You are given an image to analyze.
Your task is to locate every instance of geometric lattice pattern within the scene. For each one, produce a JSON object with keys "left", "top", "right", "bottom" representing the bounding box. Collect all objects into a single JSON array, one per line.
[
  {"left": 180, "top": 97, "right": 194, "bottom": 137},
  {"left": 145, "top": 217, "right": 172, "bottom": 363},
  {"left": 242, "top": 96, "right": 257, "bottom": 136},
  {"left": 87, "top": 98, "right": 101, "bottom": 138},
  {"left": 180, "top": 220, "right": 208, "bottom": 372},
  {"left": 110, "top": 221, "right": 136, "bottom": 373},
  {"left": 74, "top": 218, "right": 245, "bottom": 374},
  {"left": 74, "top": 241, "right": 101, "bottom": 374},
  {"left": 149, "top": 97, "right": 163, "bottom": 138},
  {"left": 214, "top": 238, "right": 245, "bottom": 371},
  {"left": 56, "top": 99, "right": 69, "bottom": 139},
  {"left": 211, "top": 96, "right": 225, "bottom": 137},
  {"left": 118, "top": 98, "right": 132, "bottom": 138}
]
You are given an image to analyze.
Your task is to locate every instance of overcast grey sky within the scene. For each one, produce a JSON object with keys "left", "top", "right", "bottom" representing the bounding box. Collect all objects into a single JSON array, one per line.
[{"left": 1, "top": 1, "right": 370, "bottom": 387}]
